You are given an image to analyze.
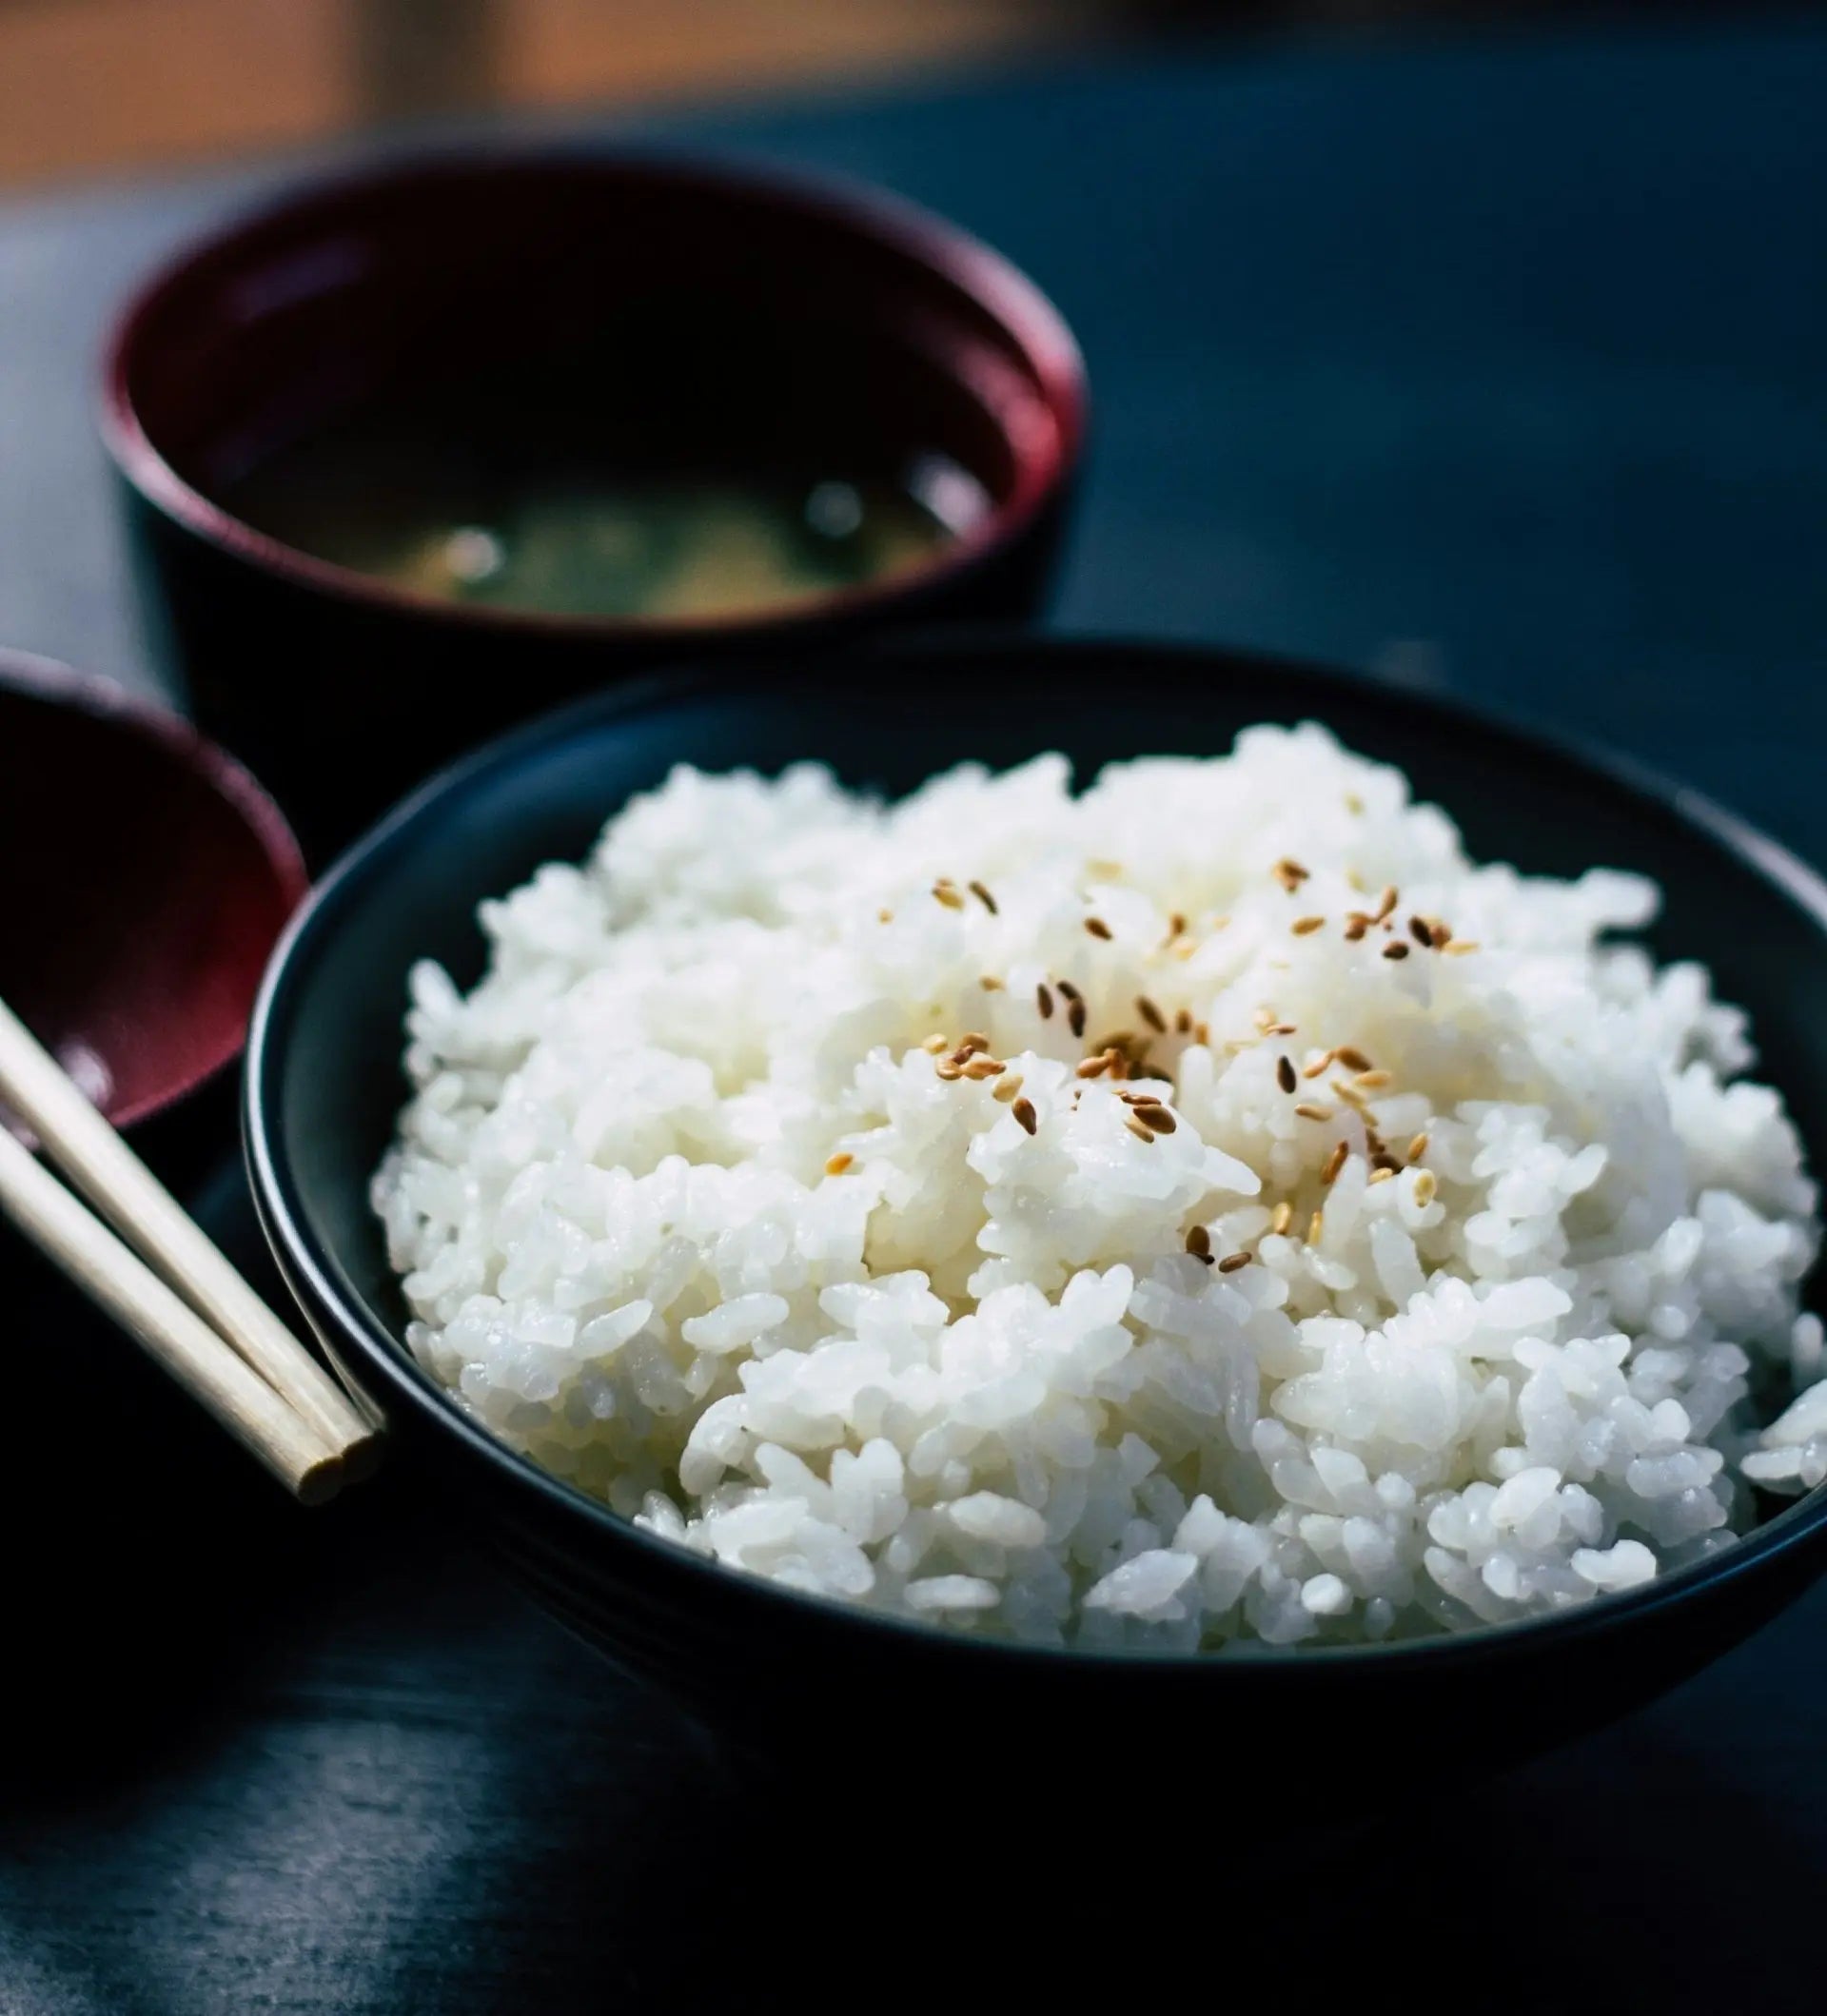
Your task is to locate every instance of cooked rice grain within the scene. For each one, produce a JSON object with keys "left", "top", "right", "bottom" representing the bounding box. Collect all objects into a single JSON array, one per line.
[{"left": 375, "top": 728, "right": 1826, "bottom": 1649}]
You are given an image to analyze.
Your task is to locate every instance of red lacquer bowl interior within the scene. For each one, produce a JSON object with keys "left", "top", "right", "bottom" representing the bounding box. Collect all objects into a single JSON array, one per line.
[{"left": 0, "top": 652, "right": 307, "bottom": 1128}]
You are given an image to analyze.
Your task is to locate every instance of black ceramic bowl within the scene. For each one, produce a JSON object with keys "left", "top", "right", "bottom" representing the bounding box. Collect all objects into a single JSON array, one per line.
[
  {"left": 102, "top": 149, "right": 1086, "bottom": 858},
  {"left": 246, "top": 637, "right": 1827, "bottom": 1805}
]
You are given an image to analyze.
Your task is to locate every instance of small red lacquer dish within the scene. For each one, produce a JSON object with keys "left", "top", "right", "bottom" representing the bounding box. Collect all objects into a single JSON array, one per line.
[{"left": 0, "top": 649, "right": 307, "bottom": 1133}]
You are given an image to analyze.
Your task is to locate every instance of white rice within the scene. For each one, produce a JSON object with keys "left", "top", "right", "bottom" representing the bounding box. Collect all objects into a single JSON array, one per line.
[{"left": 373, "top": 726, "right": 1827, "bottom": 1649}]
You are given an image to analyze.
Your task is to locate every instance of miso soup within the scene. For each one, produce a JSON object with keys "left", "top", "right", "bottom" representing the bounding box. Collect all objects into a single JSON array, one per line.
[{"left": 220, "top": 378, "right": 986, "bottom": 622}]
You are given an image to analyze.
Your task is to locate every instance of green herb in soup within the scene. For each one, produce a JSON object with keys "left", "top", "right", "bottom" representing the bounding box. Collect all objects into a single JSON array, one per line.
[{"left": 222, "top": 409, "right": 979, "bottom": 620}]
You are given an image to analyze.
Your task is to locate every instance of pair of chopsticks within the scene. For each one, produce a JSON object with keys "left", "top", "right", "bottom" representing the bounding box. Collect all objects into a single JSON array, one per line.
[{"left": 0, "top": 994, "right": 380, "bottom": 1502}]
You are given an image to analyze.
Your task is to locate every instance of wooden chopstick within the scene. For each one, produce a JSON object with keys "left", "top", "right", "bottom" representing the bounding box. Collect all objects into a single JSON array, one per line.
[
  {"left": 0, "top": 1124, "right": 343, "bottom": 1501},
  {"left": 0, "top": 994, "right": 380, "bottom": 1486}
]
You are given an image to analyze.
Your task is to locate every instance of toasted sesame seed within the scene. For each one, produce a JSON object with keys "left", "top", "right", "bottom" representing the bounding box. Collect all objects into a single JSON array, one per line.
[
  {"left": 1055, "top": 979, "right": 1081, "bottom": 1002},
  {"left": 1302, "top": 1050, "right": 1334, "bottom": 1079},
  {"left": 1085, "top": 916, "right": 1112, "bottom": 940},
  {"left": 1307, "top": 1208, "right": 1326, "bottom": 1244},
  {"left": 1269, "top": 1200, "right": 1294, "bottom": 1236},
  {"left": 1012, "top": 1098, "right": 1038, "bottom": 1135},
  {"left": 1125, "top": 1116, "right": 1155, "bottom": 1144},
  {"left": 993, "top": 1074, "right": 1025, "bottom": 1104},
  {"left": 1067, "top": 1000, "right": 1088, "bottom": 1038},
  {"left": 933, "top": 882, "right": 965, "bottom": 910},
  {"left": 1036, "top": 982, "right": 1055, "bottom": 1020},
  {"left": 1354, "top": 1068, "right": 1393, "bottom": 1089},
  {"left": 920, "top": 1033, "right": 949, "bottom": 1054},
  {"left": 1343, "top": 916, "right": 1370, "bottom": 942},
  {"left": 1382, "top": 941, "right": 1409, "bottom": 961},
  {"left": 1121, "top": 1090, "right": 1163, "bottom": 1106},
  {"left": 1136, "top": 994, "right": 1167, "bottom": 1032},
  {"left": 1334, "top": 1046, "right": 1371, "bottom": 1071},
  {"left": 1407, "top": 1132, "right": 1429, "bottom": 1163},
  {"left": 1374, "top": 886, "right": 1399, "bottom": 923},
  {"left": 962, "top": 1056, "right": 1006, "bottom": 1080},
  {"left": 979, "top": 974, "right": 1004, "bottom": 992},
  {"left": 1193, "top": 1021, "right": 1210, "bottom": 1045},
  {"left": 960, "top": 1031, "right": 989, "bottom": 1050},
  {"left": 1165, "top": 911, "right": 1188, "bottom": 944},
  {"left": 1368, "top": 1166, "right": 1395, "bottom": 1185},
  {"left": 825, "top": 1152, "right": 855, "bottom": 1176},
  {"left": 1267, "top": 1022, "right": 1298, "bottom": 1037},
  {"left": 1185, "top": 1224, "right": 1212, "bottom": 1259},
  {"left": 1218, "top": 1251, "right": 1250, "bottom": 1273},
  {"left": 1410, "top": 915, "right": 1433, "bottom": 947},
  {"left": 877, "top": 908, "right": 893, "bottom": 923},
  {"left": 1413, "top": 1168, "right": 1439, "bottom": 1205},
  {"left": 1321, "top": 1141, "right": 1348, "bottom": 1185},
  {"left": 934, "top": 1060, "right": 963, "bottom": 1081},
  {"left": 968, "top": 879, "right": 998, "bottom": 915},
  {"left": 1276, "top": 1054, "right": 1298, "bottom": 1094},
  {"left": 1135, "top": 1105, "right": 1177, "bottom": 1134},
  {"left": 1174, "top": 1008, "right": 1193, "bottom": 1035},
  {"left": 1075, "top": 1054, "right": 1111, "bottom": 1079},
  {"left": 1443, "top": 940, "right": 1480, "bottom": 956},
  {"left": 1272, "top": 857, "right": 1310, "bottom": 891},
  {"left": 1291, "top": 915, "right": 1326, "bottom": 936},
  {"left": 1295, "top": 1102, "right": 1333, "bottom": 1122}
]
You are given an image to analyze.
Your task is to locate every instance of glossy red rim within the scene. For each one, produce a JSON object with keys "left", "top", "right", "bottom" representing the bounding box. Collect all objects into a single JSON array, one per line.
[
  {"left": 0, "top": 649, "right": 309, "bottom": 1129},
  {"left": 99, "top": 148, "right": 1089, "bottom": 642}
]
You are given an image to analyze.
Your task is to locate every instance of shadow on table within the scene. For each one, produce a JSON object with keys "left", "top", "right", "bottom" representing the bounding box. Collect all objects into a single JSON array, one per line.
[
  {"left": 278, "top": 1707, "right": 1827, "bottom": 2009},
  {"left": 0, "top": 1151, "right": 401, "bottom": 1791}
]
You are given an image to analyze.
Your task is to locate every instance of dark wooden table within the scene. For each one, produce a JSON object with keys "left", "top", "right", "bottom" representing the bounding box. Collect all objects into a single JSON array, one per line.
[{"left": 3, "top": 22, "right": 1825, "bottom": 2011}]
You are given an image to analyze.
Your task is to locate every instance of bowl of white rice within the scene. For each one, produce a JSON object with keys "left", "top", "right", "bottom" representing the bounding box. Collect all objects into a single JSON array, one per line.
[{"left": 247, "top": 638, "right": 1827, "bottom": 1799}]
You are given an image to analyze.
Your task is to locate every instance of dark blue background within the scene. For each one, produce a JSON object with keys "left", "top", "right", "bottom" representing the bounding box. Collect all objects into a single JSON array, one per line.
[
  {"left": 5, "top": 22, "right": 1825, "bottom": 846},
  {"left": 1, "top": 20, "right": 1823, "bottom": 2010}
]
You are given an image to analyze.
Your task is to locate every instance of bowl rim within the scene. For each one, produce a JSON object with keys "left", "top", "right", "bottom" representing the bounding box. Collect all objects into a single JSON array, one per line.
[
  {"left": 99, "top": 144, "right": 1088, "bottom": 643},
  {"left": 0, "top": 647, "right": 309, "bottom": 1131},
  {"left": 246, "top": 636, "right": 1827, "bottom": 1673}
]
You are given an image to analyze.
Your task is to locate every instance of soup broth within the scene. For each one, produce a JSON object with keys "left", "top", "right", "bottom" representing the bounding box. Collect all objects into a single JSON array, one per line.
[{"left": 220, "top": 384, "right": 982, "bottom": 621}]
